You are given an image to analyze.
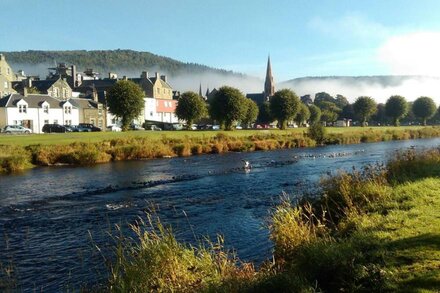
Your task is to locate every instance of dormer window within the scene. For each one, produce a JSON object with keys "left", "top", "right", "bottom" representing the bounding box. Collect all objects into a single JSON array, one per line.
[
  {"left": 19, "top": 104, "right": 27, "bottom": 113},
  {"left": 64, "top": 106, "right": 72, "bottom": 114},
  {"left": 43, "top": 105, "right": 49, "bottom": 113}
]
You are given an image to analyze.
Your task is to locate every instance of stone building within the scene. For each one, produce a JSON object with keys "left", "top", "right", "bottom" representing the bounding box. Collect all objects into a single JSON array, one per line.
[
  {"left": 246, "top": 56, "right": 275, "bottom": 104},
  {"left": 12, "top": 77, "right": 73, "bottom": 100},
  {"left": 0, "top": 54, "right": 17, "bottom": 98}
]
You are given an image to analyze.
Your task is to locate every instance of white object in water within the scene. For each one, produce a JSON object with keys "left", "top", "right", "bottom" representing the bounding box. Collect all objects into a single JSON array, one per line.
[{"left": 242, "top": 160, "right": 251, "bottom": 169}]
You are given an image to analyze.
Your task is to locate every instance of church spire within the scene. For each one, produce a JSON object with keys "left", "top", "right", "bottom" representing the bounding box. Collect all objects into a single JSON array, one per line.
[{"left": 264, "top": 55, "right": 275, "bottom": 99}]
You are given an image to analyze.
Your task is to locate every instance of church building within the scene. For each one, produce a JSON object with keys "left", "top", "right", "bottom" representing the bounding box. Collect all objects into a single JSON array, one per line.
[{"left": 246, "top": 56, "right": 275, "bottom": 104}]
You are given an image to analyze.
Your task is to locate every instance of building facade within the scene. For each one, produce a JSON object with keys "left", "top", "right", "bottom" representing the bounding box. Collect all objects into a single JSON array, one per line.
[
  {"left": 0, "top": 94, "right": 79, "bottom": 133},
  {"left": 0, "top": 54, "right": 17, "bottom": 98}
]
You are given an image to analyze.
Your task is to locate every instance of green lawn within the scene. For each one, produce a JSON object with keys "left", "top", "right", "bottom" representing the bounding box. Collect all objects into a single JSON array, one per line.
[
  {"left": 367, "top": 178, "right": 440, "bottom": 292},
  {"left": 0, "top": 126, "right": 429, "bottom": 146}
]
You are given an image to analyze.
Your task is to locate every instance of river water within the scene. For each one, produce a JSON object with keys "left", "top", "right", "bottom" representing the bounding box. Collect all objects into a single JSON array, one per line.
[{"left": 1, "top": 138, "right": 439, "bottom": 291}]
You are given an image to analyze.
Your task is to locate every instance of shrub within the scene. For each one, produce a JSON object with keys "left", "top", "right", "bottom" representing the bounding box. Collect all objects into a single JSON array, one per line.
[{"left": 307, "top": 123, "right": 326, "bottom": 144}]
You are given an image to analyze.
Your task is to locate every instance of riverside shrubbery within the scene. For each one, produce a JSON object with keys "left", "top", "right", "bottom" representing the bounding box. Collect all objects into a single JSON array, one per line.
[
  {"left": 102, "top": 147, "right": 440, "bottom": 292},
  {"left": 1, "top": 127, "right": 440, "bottom": 173}
]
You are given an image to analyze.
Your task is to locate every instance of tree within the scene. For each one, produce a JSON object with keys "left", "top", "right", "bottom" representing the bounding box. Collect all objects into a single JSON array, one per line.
[
  {"left": 257, "top": 101, "right": 273, "bottom": 124},
  {"left": 412, "top": 96, "right": 437, "bottom": 126},
  {"left": 318, "top": 101, "right": 341, "bottom": 124},
  {"left": 371, "top": 103, "right": 387, "bottom": 126},
  {"left": 340, "top": 104, "right": 355, "bottom": 120},
  {"left": 335, "top": 94, "right": 349, "bottom": 109},
  {"left": 270, "top": 89, "right": 300, "bottom": 129},
  {"left": 107, "top": 80, "right": 145, "bottom": 131},
  {"left": 385, "top": 95, "right": 408, "bottom": 126},
  {"left": 300, "top": 94, "right": 313, "bottom": 105},
  {"left": 308, "top": 104, "right": 321, "bottom": 124},
  {"left": 175, "top": 91, "right": 207, "bottom": 129},
  {"left": 208, "top": 86, "right": 248, "bottom": 130},
  {"left": 294, "top": 103, "right": 311, "bottom": 127},
  {"left": 314, "top": 92, "right": 334, "bottom": 108},
  {"left": 353, "top": 96, "right": 377, "bottom": 127},
  {"left": 241, "top": 99, "right": 259, "bottom": 128}
]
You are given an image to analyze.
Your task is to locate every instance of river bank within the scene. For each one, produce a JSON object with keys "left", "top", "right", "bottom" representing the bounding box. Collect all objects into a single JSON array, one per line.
[
  {"left": 106, "top": 147, "right": 440, "bottom": 292},
  {"left": 1, "top": 126, "right": 440, "bottom": 173}
]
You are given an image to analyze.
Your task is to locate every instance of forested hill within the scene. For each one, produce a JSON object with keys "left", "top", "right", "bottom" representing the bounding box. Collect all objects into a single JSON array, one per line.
[{"left": 0, "top": 50, "right": 241, "bottom": 77}]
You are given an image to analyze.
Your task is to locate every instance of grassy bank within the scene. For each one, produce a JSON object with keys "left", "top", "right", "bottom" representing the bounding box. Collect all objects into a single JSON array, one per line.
[
  {"left": 1, "top": 126, "right": 440, "bottom": 173},
  {"left": 105, "top": 148, "right": 440, "bottom": 292}
]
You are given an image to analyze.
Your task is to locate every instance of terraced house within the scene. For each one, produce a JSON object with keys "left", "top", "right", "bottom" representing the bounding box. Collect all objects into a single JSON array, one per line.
[{"left": 0, "top": 93, "right": 79, "bottom": 133}]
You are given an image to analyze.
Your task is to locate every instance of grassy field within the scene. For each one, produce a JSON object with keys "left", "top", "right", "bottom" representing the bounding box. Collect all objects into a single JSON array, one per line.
[{"left": 0, "top": 126, "right": 430, "bottom": 146}]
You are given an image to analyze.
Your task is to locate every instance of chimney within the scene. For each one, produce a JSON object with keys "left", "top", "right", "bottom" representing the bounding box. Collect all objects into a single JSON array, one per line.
[
  {"left": 108, "top": 72, "right": 117, "bottom": 79},
  {"left": 70, "top": 65, "right": 77, "bottom": 87},
  {"left": 22, "top": 77, "right": 32, "bottom": 88},
  {"left": 141, "top": 71, "right": 149, "bottom": 79},
  {"left": 93, "top": 91, "right": 98, "bottom": 102},
  {"left": 155, "top": 72, "right": 159, "bottom": 79},
  {"left": 122, "top": 76, "right": 128, "bottom": 81},
  {"left": 23, "top": 87, "right": 28, "bottom": 97},
  {"left": 160, "top": 75, "right": 167, "bottom": 83}
]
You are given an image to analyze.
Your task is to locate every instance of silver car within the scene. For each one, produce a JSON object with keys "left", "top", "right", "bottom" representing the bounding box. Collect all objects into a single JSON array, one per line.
[{"left": 2, "top": 125, "right": 32, "bottom": 134}]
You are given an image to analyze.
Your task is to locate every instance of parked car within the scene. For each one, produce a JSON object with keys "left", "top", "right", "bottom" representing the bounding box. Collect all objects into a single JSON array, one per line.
[
  {"left": 2, "top": 125, "right": 32, "bottom": 134},
  {"left": 130, "top": 124, "right": 145, "bottom": 131},
  {"left": 147, "top": 125, "right": 162, "bottom": 131},
  {"left": 63, "top": 125, "right": 75, "bottom": 132},
  {"left": 78, "top": 123, "right": 102, "bottom": 132},
  {"left": 42, "top": 124, "right": 69, "bottom": 133},
  {"left": 107, "top": 125, "right": 122, "bottom": 132}
]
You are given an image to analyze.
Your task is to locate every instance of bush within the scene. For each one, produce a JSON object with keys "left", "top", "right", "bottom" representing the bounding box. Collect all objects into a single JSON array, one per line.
[{"left": 307, "top": 123, "right": 326, "bottom": 144}]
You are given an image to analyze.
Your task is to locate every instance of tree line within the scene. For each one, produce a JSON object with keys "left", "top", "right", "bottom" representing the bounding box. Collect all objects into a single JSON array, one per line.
[{"left": 106, "top": 80, "right": 440, "bottom": 131}]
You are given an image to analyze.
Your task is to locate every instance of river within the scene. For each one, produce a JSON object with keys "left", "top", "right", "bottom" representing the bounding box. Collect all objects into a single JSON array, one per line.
[{"left": 1, "top": 138, "right": 439, "bottom": 291}]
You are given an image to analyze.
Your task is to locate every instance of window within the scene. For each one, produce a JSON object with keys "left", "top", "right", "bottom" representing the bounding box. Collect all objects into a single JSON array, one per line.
[
  {"left": 65, "top": 120, "right": 72, "bottom": 125},
  {"left": 54, "top": 119, "right": 58, "bottom": 124},
  {"left": 64, "top": 106, "right": 71, "bottom": 114},
  {"left": 44, "top": 120, "right": 49, "bottom": 125},
  {"left": 4, "top": 81, "right": 8, "bottom": 89},
  {"left": 157, "top": 88, "right": 160, "bottom": 94},
  {"left": 63, "top": 89, "right": 67, "bottom": 99},
  {"left": 43, "top": 105, "right": 49, "bottom": 113},
  {"left": 7, "top": 68, "right": 10, "bottom": 75},
  {"left": 13, "top": 120, "right": 18, "bottom": 125},
  {"left": 150, "top": 111, "right": 153, "bottom": 117},
  {"left": 19, "top": 104, "right": 27, "bottom": 113},
  {"left": 163, "top": 89, "right": 166, "bottom": 94},
  {"left": 54, "top": 88, "right": 59, "bottom": 97},
  {"left": 98, "top": 105, "right": 102, "bottom": 115},
  {"left": 98, "top": 119, "right": 103, "bottom": 128},
  {"left": 90, "top": 118, "right": 95, "bottom": 125}
]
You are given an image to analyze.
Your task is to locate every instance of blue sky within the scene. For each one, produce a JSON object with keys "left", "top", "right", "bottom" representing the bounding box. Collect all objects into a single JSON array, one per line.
[{"left": 2, "top": 0, "right": 440, "bottom": 80}]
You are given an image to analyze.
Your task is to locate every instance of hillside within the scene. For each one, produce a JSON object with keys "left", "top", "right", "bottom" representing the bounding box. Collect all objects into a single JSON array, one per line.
[
  {"left": 0, "top": 50, "right": 242, "bottom": 78},
  {"left": 279, "top": 75, "right": 440, "bottom": 103}
]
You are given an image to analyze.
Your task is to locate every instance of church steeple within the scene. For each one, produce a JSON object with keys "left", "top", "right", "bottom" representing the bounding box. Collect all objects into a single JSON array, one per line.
[{"left": 264, "top": 55, "right": 275, "bottom": 99}]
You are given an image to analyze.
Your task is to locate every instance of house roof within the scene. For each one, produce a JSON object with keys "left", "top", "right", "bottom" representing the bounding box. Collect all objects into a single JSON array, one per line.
[
  {"left": 69, "top": 98, "right": 100, "bottom": 109},
  {"left": 0, "top": 93, "right": 76, "bottom": 108}
]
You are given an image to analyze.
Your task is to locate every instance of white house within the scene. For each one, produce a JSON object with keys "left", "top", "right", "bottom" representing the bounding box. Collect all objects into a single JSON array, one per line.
[
  {"left": 144, "top": 97, "right": 179, "bottom": 124},
  {"left": 0, "top": 93, "right": 79, "bottom": 133}
]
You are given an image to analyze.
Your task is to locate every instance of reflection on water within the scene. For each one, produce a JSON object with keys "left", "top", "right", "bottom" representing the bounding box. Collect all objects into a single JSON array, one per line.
[{"left": 0, "top": 138, "right": 439, "bottom": 290}]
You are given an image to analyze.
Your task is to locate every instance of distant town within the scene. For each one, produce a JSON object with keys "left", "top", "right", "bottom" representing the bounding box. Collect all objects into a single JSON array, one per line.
[{"left": 0, "top": 53, "right": 439, "bottom": 134}]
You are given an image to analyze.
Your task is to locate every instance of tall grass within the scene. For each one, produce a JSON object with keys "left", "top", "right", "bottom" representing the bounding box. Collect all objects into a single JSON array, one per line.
[{"left": 107, "top": 215, "right": 255, "bottom": 292}]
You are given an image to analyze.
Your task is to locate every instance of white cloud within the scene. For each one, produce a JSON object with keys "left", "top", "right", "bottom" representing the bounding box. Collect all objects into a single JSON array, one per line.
[
  {"left": 309, "top": 13, "right": 389, "bottom": 41},
  {"left": 378, "top": 31, "right": 440, "bottom": 76}
]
